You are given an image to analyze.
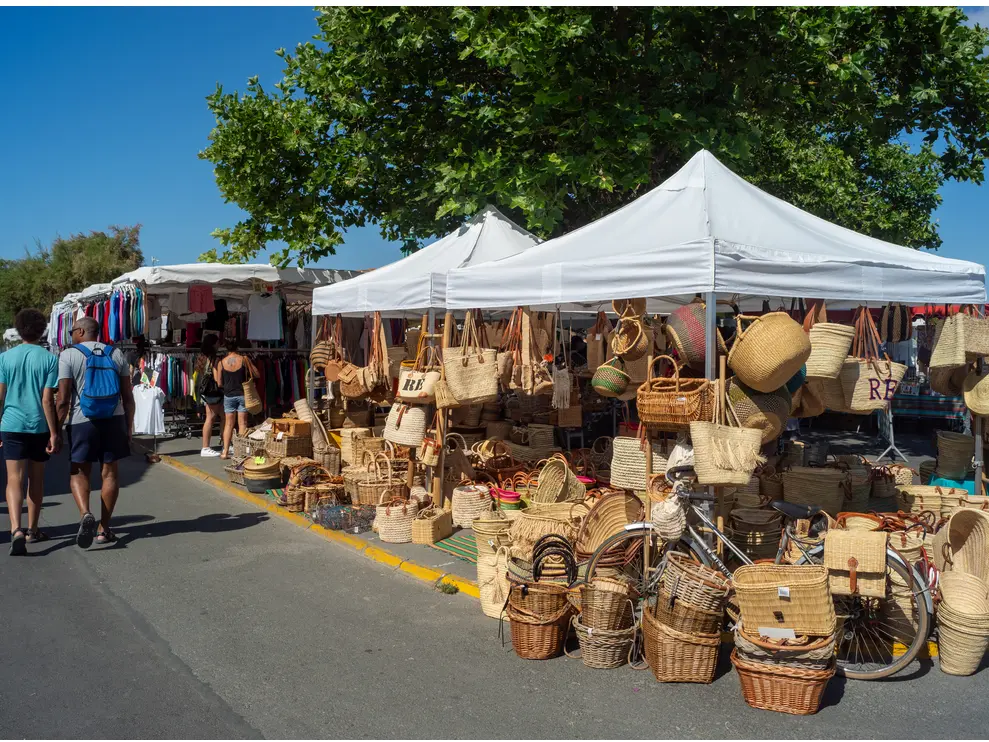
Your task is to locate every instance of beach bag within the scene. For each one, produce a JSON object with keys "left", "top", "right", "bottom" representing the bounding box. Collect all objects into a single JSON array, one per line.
[
  {"left": 443, "top": 311, "right": 498, "bottom": 405},
  {"left": 72, "top": 344, "right": 122, "bottom": 419},
  {"left": 242, "top": 366, "right": 262, "bottom": 415},
  {"left": 880, "top": 304, "right": 912, "bottom": 344},
  {"left": 727, "top": 379, "right": 790, "bottom": 444},
  {"left": 585, "top": 312, "right": 614, "bottom": 370},
  {"left": 690, "top": 383, "right": 766, "bottom": 486},
  {"left": 497, "top": 307, "right": 523, "bottom": 389},
  {"left": 383, "top": 402, "right": 428, "bottom": 448},
  {"left": 839, "top": 308, "right": 906, "bottom": 414},
  {"left": 398, "top": 344, "right": 441, "bottom": 403},
  {"left": 728, "top": 313, "right": 811, "bottom": 393},
  {"left": 824, "top": 530, "right": 888, "bottom": 599}
]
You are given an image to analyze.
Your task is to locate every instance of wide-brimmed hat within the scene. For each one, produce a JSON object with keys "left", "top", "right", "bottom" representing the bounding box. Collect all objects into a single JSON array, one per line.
[{"left": 963, "top": 370, "right": 989, "bottom": 415}]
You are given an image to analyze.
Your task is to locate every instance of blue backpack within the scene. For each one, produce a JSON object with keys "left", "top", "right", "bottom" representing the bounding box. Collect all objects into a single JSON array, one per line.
[{"left": 73, "top": 344, "right": 121, "bottom": 419}]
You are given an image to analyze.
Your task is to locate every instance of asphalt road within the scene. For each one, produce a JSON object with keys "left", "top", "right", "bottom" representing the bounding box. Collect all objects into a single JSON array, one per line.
[{"left": 2, "top": 448, "right": 988, "bottom": 739}]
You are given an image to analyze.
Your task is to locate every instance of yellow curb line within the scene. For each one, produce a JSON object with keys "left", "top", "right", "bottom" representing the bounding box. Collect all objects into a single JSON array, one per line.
[
  {"left": 140, "top": 446, "right": 943, "bottom": 653},
  {"left": 146, "top": 449, "right": 480, "bottom": 599}
]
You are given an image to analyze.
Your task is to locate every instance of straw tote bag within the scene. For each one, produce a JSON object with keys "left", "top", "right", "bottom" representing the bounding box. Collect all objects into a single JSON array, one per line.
[
  {"left": 839, "top": 308, "right": 906, "bottom": 414},
  {"left": 398, "top": 344, "right": 441, "bottom": 404},
  {"left": 443, "top": 311, "right": 499, "bottom": 405},
  {"left": 585, "top": 312, "right": 614, "bottom": 371},
  {"left": 498, "top": 307, "right": 523, "bottom": 389},
  {"left": 690, "top": 383, "right": 766, "bottom": 487},
  {"left": 310, "top": 316, "right": 335, "bottom": 372},
  {"left": 383, "top": 402, "right": 428, "bottom": 448},
  {"left": 242, "top": 363, "right": 263, "bottom": 415}
]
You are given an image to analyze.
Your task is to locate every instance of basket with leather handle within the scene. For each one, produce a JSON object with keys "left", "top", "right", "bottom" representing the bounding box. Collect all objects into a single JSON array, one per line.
[{"left": 824, "top": 529, "right": 888, "bottom": 598}]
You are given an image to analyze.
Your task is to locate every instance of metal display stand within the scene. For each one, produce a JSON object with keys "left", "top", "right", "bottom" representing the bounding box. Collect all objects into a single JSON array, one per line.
[{"left": 875, "top": 407, "right": 909, "bottom": 463}]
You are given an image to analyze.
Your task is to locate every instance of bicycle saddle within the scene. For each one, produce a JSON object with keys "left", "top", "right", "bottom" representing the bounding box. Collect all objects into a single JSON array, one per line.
[{"left": 770, "top": 500, "right": 820, "bottom": 521}]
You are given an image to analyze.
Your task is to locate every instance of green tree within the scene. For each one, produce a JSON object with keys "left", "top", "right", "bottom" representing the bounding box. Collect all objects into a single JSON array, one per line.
[
  {"left": 0, "top": 226, "right": 144, "bottom": 329},
  {"left": 200, "top": 7, "right": 989, "bottom": 266}
]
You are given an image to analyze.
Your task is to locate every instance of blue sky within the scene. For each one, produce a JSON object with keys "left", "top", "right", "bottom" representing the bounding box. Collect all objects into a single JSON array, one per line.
[{"left": 0, "top": 6, "right": 986, "bottom": 272}]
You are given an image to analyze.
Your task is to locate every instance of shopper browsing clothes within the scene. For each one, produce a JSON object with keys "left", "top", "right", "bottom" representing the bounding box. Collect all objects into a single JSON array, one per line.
[
  {"left": 0, "top": 309, "right": 60, "bottom": 555},
  {"left": 215, "top": 339, "right": 258, "bottom": 460},
  {"left": 195, "top": 334, "right": 224, "bottom": 457},
  {"left": 57, "top": 316, "right": 135, "bottom": 548}
]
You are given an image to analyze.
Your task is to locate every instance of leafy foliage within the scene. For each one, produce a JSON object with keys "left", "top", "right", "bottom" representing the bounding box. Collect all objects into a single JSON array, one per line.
[
  {"left": 0, "top": 226, "right": 144, "bottom": 330},
  {"left": 200, "top": 7, "right": 989, "bottom": 265}
]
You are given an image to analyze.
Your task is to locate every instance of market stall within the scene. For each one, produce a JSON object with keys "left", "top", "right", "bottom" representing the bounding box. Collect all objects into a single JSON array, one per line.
[{"left": 233, "top": 151, "right": 989, "bottom": 704}]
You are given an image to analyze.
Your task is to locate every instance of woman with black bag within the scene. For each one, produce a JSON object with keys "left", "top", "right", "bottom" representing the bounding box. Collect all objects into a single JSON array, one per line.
[{"left": 196, "top": 334, "right": 223, "bottom": 457}]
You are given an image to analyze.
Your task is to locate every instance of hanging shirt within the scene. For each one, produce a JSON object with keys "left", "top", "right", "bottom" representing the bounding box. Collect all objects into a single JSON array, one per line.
[
  {"left": 132, "top": 384, "right": 166, "bottom": 435},
  {"left": 188, "top": 284, "right": 216, "bottom": 313},
  {"left": 247, "top": 293, "right": 284, "bottom": 341}
]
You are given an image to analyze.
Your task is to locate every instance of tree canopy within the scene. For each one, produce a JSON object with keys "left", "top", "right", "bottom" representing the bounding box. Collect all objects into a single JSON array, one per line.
[
  {"left": 200, "top": 7, "right": 989, "bottom": 266},
  {"left": 0, "top": 226, "right": 144, "bottom": 330}
]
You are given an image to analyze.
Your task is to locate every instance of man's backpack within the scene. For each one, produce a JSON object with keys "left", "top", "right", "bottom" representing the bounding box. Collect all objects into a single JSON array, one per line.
[{"left": 73, "top": 344, "right": 121, "bottom": 419}]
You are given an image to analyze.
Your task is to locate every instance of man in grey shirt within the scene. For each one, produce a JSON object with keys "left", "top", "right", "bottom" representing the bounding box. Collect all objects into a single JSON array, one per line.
[{"left": 56, "top": 316, "right": 135, "bottom": 549}]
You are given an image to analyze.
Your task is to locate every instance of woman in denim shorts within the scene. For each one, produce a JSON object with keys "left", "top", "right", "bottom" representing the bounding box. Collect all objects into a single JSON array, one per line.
[{"left": 214, "top": 339, "right": 258, "bottom": 459}]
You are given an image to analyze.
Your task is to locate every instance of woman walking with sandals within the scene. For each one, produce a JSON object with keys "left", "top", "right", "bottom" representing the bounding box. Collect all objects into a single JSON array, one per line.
[{"left": 215, "top": 339, "right": 259, "bottom": 460}]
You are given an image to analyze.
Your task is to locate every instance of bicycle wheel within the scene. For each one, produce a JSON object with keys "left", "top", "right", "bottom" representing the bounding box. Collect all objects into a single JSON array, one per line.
[
  {"left": 583, "top": 525, "right": 710, "bottom": 597},
  {"left": 797, "top": 545, "right": 931, "bottom": 680}
]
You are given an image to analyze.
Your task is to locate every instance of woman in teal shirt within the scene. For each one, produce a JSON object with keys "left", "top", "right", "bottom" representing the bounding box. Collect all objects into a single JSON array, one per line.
[{"left": 0, "top": 309, "right": 60, "bottom": 555}]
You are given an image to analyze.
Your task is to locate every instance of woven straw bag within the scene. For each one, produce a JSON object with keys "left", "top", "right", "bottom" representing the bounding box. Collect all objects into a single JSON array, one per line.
[
  {"left": 356, "top": 453, "right": 410, "bottom": 506},
  {"left": 451, "top": 481, "right": 494, "bottom": 528},
  {"left": 336, "top": 427, "right": 371, "bottom": 466},
  {"left": 383, "top": 402, "right": 428, "bottom": 448},
  {"left": 397, "top": 344, "right": 441, "bottom": 404},
  {"left": 783, "top": 466, "right": 848, "bottom": 517},
  {"left": 375, "top": 494, "right": 417, "bottom": 544},
  {"left": 728, "top": 313, "right": 811, "bottom": 393},
  {"left": 637, "top": 355, "right": 714, "bottom": 432},
  {"left": 242, "top": 366, "right": 263, "bottom": 415},
  {"left": 443, "top": 311, "right": 499, "bottom": 405},
  {"left": 840, "top": 308, "right": 906, "bottom": 414},
  {"left": 937, "top": 431, "right": 975, "bottom": 479},
  {"left": 609, "top": 436, "right": 668, "bottom": 490},
  {"left": 610, "top": 302, "right": 648, "bottom": 361},
  {"left": 824, "top": 530, "right": 888, "bottom": 598},
  {"left": 937, "top": 573, "right": 989, "bottom": 675},
  {"left": 880, "top": 303, "right": 912, "bottom": 343},
  {"left": 585, "top": 312, "right": 613, "bottom": 371},
  {"left": 477, "top": 547, "right": 511, "bottom": 619},
  {"left": 690, "top": 383, "right": 766, "bottom": 486},
  {"left": 665, "top": 300, "right": 726, "bottom": 370},
  {"left": 411, "top": 506, "right": 452, "bottom": 545},
  {"left": 727, "top": 379, "right": 790, "bottom": 444},
  {"left": 531, "top": 456, "right": 585, "bottom": 504},
  {"left": 806, "top": 322, "right": 855, "bottom": 379},
  {"left": 933, "top": 509, "right": 989, "bottom": 583}
]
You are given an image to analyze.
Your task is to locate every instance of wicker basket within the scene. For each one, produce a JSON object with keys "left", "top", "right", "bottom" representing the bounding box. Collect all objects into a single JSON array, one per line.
[
  {"left": 932, "top": 508, "right": 989, "bottom": 583},
  {"left": 412, "top": 507, "right": 453, "bottom": 545},
  {"left": 732, "top": 564, "right": 836, "bottom": 636},
  {"left": 728, "top": 313, "right": 811, "bottom": 393},
  {"left": 476, "top": 547, "right": 510, "bottom": 619},
  {"left": 609, "top": 437, "right": 669, "bottom": 491},
  {"left": 732, "top": 650, "right": 835, "bottom": 715},
  {"left": 451, "top": 482, "right": 494, "bottom": 528},
  {"left": 783, "top": 467, "right": 847, "bottom": 517},
  {"left": 264, "top": 432, "right": 313, "bottom": 459},
  {"left": 659, "top": 552, "right": 731, "bottom": 613},
  {"left": 642, "top": 609, "right": 719, "bottom": 683},
  {"left": 637, "top": 356, "right": 715, "bottom": 432},
  {"left": 733, "top": 628, "right": 836, "bottom": 671},
  {"left": 232, "top": 432, "right": 264, "bottom": 459},
  {"left": 224, "top": 459, "right": 247, "bottom": 485},
  {"left": 532, "top": 456, "right": 585, "bottom": 504},
  {"left": 580, "top": 578, "right": 637, "bottom": 631},
  {"left": 938, "top": 431, "right": 975, "bottom": 479},
  {"left": 355, "top": 453, "right": 410, "bottom": 506},
  {"left": 375, "top": 495, "right": 418, "bottom": 544},
  {"left": 569, "top": 616, "right": 636, "bottom": 669},
  {"left": 806, "top": 322, "right": 855, "bottom": 379},
  {"left": 653, "top": 588, "right": 723, "bottom": 635},
  {"left": 506, "top": 582, "right": 574, "bottom": 659}
]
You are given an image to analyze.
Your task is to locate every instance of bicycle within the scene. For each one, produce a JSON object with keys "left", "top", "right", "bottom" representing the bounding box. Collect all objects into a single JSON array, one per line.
[{"left": 584, "top": 465, "right": 934, "bottom": 680}]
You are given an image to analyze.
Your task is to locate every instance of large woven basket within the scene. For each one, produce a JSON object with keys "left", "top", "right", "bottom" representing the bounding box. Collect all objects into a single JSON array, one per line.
[
  {"left": 570, "top": 616, "right": 636, "bottom": 669},
  {"left": 937, "top": 431, "right": 975, "bottom": 479},
  {"left": 783, "top": 467, "right": 847, "bottom": 517},
  {"left": 728, "top": 313, "right": 811, "bottom": 393},
  {"left": 507, "top": 582, "right": 574, "bottom": 659},
  {"left": 531, "top": 456, "right": 585, "bottom": 504},
  {"left": 932, "top": 508, "right": 989, "bottom": 583},
  {"left": 637, "top": 356, "right": 714, "bottom": 432},
  {"left": 476, "top": 547, "right": 511, "bottom": 619},
  {"left": 732, "top": 564, "right": 836, "bottom": 636},
  {"left": 839, "top": 358, "right": 906, "bottom": 414},
  {"left": 355, "top": 454, "right": 410, "bottom": 506},
  {"left": 580, "top": 578, "right": 637, "bottom": 631},
  {"left": 375, "top": 495, "right": 418, "bottom": 544},
  {"left": 731, "top": 650, "right": 835, "bottom": 715},
  {"left": 653, "top": 587, "right": 723, "bottom": 635},
  {"left": 659, "top": 552, "right": 730, "bottom": 613},
  {"left": 733, "top": 628, "right": 835, "bottom": 671},
  {"left": 337, "top": 427, "right": 371, "bottom": 466},
  {"left": 642, "top": 609, "right": 719, "bottom": 683},
  {"left": 937, "top": 575, "right": 989, "bottom": 675},
  {"left": 806, "top": 323, "right": 855, "bottom": 379},
  {"left": 727, "top": 380, "right": 790, "bottom": 444},
  {"left": 412, "top": 507, "right": 453, "bottom": 545},
  {"left": 451, "top": 482, "right": 494, "bottom": 528}
]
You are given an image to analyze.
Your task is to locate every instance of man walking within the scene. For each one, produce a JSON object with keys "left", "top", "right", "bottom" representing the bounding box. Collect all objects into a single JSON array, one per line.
[
  {"left": 57, "top": 316, "right": 135, "bottom": 548},
  {"left": 0, "top": 309, "right": 60, "bottom": 555}
]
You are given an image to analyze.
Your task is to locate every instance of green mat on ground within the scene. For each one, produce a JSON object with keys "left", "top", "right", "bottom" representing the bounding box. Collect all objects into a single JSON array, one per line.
[{"left": 429, "top": 531, "right": 478, "bottom": 564}]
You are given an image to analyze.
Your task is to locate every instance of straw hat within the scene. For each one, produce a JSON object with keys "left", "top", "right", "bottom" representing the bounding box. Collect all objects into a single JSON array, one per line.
[{"left": 963, "top": 370, "right": 989, "bottom": 415}]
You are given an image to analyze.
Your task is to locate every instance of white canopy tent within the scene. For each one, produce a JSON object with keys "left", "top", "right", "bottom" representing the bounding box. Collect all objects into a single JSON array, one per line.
[
  {"left": 2, "top": 328, "right": 20, "bottom": 345},
  {"left": 446, "top": 150, "right": 986, "bottom": 313},
  {"left": 312, "top": 206, "right": 540, "bottom": 317},
  {"left": 113, "top": 263, "right": 358, "bottom": 301}
]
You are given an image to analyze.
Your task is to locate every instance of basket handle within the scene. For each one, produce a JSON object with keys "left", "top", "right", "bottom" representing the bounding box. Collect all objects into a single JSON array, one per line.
[{"left": 647, "top": 354, "right": 680, "bottom": 388}]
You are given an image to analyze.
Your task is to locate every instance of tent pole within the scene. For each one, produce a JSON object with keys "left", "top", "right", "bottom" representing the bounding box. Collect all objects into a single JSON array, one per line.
[
  {"left": 433, "top": 311, "right": 454, "bottom": 509},
  {"left": 704, "top": 291, "right": 718, "bottom": 550},
  {"left": 406, "top": 311, "right": 430, "bottom": 492},
  {"left": 976, "top": 358, "right": 985, "bottom": 496}
]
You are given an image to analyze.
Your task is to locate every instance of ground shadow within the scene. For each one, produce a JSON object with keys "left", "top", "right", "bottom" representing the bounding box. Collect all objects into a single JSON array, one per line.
[{"left": 109, "top": 511, "right": 270, "bottom": 549}]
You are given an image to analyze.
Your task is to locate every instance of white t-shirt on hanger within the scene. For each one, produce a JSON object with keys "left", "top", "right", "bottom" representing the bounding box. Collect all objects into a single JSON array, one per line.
[
  {"left": 132, "top": 384, "right": 166, "bottom": 436},
  {"left": 247, "top": 293, "right": 283, "bottom": 341}
]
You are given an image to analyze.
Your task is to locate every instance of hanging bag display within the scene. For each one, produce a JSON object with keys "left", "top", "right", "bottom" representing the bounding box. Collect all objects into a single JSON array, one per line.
[
  {"left": 383, "top": 402, "right": 428, "bottom": 448},
  {"left": 880, "top": 303, "right": 912, "bottom": 344},
  {"left": 664, "top": 298, "right": 727, "bottom": 370},
  {"left": 323, "top": 316, "right": 347, "bottom": 382},
  {"left": 397, "top": 344, "right": 442, "bottom": 403},
  {"left": 591, "top": 357, "right": 629, "bottom": 398},
  {"left": 418, "top": 412, "right": 442, "bottom": 467},
  {"left": 839, "top": 307, "right": 906, "bottom": 414},
  {"left": 310, "top": 316, "right": 335, "bottom": 372},
  {"left": 520, "top": 309, "right": 554, "bottom": 396},
  {"left": 497, "top": 308, "right": 523, "bottom": 389},
  {"left": 609, "top": 299, "right": 648, "bottom": 362},
  {"left": 443, "top": 311, "right": 499, "bottom": 405},
  {"left": 585, "top": 311, "right": 613, "bottom": 371}
]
